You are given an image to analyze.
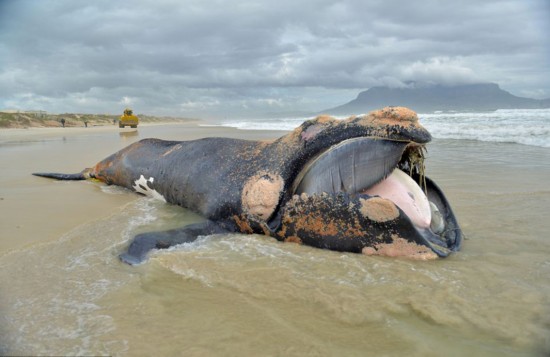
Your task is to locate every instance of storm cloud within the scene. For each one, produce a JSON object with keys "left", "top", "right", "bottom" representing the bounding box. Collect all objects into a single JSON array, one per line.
[{"left": 1, "top": 0, "right": 548, "bottom": 117}]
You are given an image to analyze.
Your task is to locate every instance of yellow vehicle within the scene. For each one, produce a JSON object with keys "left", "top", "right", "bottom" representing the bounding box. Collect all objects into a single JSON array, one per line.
[{"left": 119, "top": 108, "right": 139, "bottom": 128}]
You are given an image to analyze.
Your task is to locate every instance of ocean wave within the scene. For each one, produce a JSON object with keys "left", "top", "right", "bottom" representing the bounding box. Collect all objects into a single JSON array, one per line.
[
  {"left": 205, "top": 109, "right": 550, "bottom": 148},
  {"left": 419, "top": 109, "right": 550, "bottom": 148}
]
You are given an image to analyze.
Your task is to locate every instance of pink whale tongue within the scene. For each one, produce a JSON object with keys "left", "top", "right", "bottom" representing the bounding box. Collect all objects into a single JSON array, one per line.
[{"left": 363, "top": 169, "right": 431, "bottom": 229}]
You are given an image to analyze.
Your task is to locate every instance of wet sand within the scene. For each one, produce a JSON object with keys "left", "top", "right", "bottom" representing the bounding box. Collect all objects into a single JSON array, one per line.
[{"left": 1, "top": 123, "right": 549, "bottom": 356}]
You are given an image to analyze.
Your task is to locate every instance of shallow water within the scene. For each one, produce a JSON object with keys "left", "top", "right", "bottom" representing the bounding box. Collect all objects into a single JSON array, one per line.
[{"left": 1, "top": 126, "right": 549, "bottom": 356}]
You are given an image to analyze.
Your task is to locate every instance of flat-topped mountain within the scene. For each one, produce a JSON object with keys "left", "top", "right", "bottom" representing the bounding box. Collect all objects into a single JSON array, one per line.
[{"left": 323, "top": 83, "right": 550, "bottom": 115}]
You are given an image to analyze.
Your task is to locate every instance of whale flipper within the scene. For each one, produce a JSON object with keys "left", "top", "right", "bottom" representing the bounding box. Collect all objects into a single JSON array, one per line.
[{"left": 119, "top": 221, "right": 227, "bottom": 265}]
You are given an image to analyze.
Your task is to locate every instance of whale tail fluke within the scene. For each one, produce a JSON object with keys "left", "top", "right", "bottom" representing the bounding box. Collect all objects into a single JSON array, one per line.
[{"left": 32, "top": 170, "right": 89, "bottom": 180}]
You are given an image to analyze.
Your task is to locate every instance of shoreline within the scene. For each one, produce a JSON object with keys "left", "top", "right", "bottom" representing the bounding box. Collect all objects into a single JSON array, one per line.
[{"left": 0, "top": 120, "right": 204, "bottom": 142}]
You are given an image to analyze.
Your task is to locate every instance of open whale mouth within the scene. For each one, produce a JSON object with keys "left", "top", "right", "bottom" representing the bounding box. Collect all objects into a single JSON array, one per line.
[{"left": 291, "top": 137, "right": 461, "bottom": 256}]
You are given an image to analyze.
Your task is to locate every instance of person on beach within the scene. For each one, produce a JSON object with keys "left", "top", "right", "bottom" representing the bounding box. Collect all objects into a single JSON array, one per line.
[
  {"left": 84, "top": 120, "right": 88, "bottom": 128},
  {"left": 60, "top": 118, "right": 65, "bottom": 128}
]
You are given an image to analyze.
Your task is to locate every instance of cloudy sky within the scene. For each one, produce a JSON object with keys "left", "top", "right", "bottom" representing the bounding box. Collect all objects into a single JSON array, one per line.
[{"left": 1, "top": 0, "right": 549, "bottom": 118}]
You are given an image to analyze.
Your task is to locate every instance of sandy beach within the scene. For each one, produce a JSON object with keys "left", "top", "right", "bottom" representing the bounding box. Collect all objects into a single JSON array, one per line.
[{"left": 1, "top": 122, "right": 549, "bottom": 356}]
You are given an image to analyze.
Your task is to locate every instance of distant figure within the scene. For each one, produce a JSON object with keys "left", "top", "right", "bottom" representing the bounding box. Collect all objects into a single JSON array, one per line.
[
  {"left": 60, "top": 118, "right": 65, "bottom": 128},
  {"left": 84, "top": 120, "right": 88, "bottom": 128}
]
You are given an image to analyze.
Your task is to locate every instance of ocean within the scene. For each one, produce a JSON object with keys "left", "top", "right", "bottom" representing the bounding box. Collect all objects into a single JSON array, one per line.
[
  {"left": 209, "top": 108, "right": 550, "bottom": 148},
  {"left": 1, "top": 112, "right": 549, "bottom": 356}
]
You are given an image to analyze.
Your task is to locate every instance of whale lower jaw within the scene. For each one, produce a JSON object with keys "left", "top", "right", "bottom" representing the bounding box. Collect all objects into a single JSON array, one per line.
[{"left": 289, "top": 137, "right": 458, "bottom": 257}]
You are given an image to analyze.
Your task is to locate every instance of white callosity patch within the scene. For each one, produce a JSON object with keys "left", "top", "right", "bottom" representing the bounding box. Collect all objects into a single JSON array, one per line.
[
  {"left": 132, "top": 175, "right": 166, "bottom": 202},
  {"left": 241, "top": 171, "right": 284, "bottom": 221}
]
